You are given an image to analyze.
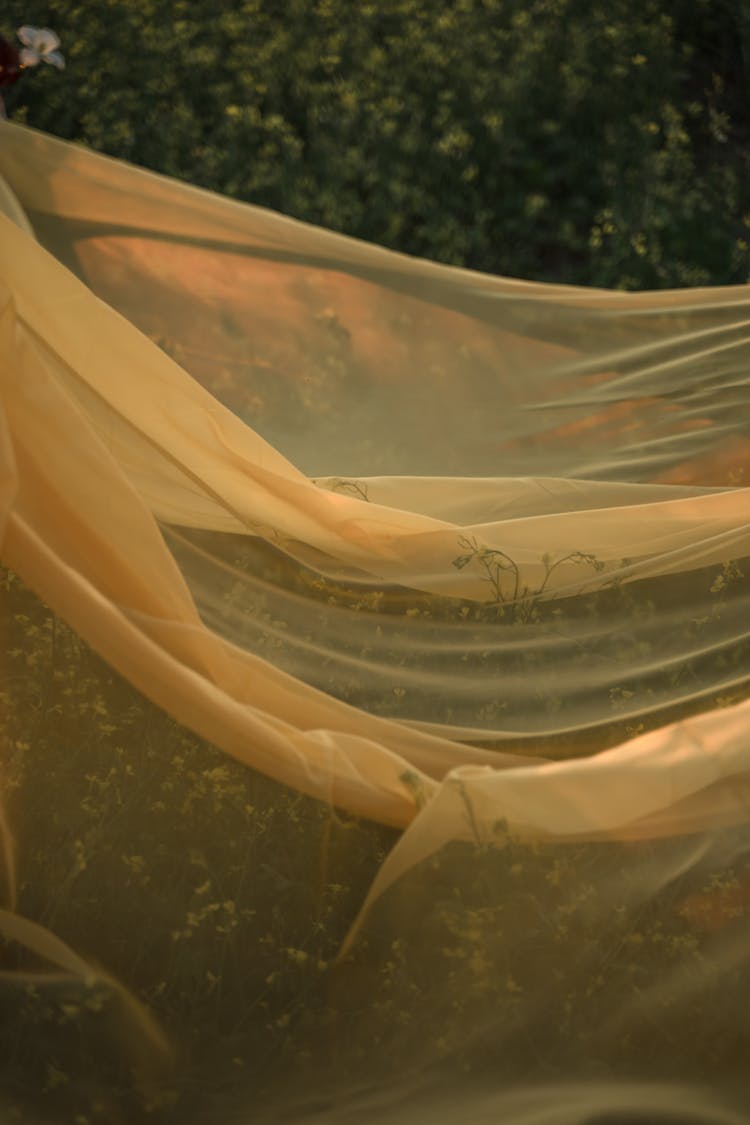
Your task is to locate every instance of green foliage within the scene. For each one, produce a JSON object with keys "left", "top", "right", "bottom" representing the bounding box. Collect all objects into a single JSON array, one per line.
[{"left": 4, "top": 0, "right": 750, "bottom": 288}]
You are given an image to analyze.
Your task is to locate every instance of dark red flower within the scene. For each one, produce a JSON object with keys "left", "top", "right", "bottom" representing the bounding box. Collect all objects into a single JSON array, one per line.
[{"left": 0, "top": 34, "right": 21, "bottom": 88}]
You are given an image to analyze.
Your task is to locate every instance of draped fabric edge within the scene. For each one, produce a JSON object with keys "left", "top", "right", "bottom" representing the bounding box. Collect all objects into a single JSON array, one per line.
[{"left": 1, "top": 127, "right": 750, "bottom": 964}]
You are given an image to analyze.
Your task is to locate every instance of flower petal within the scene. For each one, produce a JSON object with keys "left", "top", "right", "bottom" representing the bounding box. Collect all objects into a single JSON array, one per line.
[
  {"left": 35, "top": 28, "right": 61, "bottom": 54},
  {"left": 16, "top": 26, "right": 36, "bottom": 47},
  {"left": 19, "top": 46, "right": 40, "bottom": 68},
  {"left": 44, "top": 49, "right": 65, "bottom": 69}
]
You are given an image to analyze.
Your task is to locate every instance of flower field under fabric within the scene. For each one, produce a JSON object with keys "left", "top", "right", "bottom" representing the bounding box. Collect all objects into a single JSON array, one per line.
[
  {"left": 0, "top": 565, "right": 394, "bottom": 1122},
  {"left": 3, "top": 552, "right": 750, "bottom": 1123}
]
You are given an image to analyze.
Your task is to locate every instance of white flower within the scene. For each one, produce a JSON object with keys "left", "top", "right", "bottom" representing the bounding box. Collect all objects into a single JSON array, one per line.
[{"left": 16, "top": 26, "right": 65, "bottom": 70}]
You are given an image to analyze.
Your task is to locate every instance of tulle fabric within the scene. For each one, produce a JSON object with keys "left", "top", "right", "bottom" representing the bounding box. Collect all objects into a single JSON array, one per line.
[{"left": 1, "top": 121, "right": 750, "bottom": 1123}]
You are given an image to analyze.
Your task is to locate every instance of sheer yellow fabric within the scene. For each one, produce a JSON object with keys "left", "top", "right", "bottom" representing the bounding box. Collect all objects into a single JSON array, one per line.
[{"left": 1, "top": 121, "right": 750, "bottom": 1123}]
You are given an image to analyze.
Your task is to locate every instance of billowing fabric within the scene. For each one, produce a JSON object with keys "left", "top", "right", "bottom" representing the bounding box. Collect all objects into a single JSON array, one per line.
[{"left": 1, "top": 121, "right": 750, "bottom": 1123}]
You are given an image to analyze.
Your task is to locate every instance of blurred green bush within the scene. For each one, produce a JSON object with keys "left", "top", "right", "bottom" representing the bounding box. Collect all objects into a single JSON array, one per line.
[{"left": 5, "top": 0, "right": 750, "bottom": 288}]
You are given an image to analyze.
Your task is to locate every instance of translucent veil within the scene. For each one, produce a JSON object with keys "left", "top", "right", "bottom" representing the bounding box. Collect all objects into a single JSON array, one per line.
[{"left": 1, "top": 121, "right": 750, "bottom": 1124}]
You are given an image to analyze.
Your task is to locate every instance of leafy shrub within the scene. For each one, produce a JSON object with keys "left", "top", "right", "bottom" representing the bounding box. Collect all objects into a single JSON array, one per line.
[{"left": 4, "top": 0, "right": 750, "bottom": 288}]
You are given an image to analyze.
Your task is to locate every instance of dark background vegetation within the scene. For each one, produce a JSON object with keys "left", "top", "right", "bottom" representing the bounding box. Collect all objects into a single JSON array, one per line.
[{"left": 4, "top": 0, "right": 750, "bottom": 289}]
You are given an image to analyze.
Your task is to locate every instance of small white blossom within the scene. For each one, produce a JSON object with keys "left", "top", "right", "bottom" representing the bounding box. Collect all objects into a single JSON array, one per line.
[{"left": 17, "top": 26, "right": 65, "bottom": 70}]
